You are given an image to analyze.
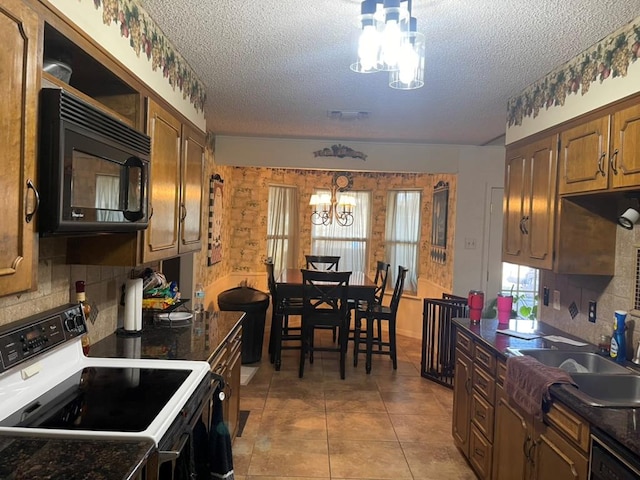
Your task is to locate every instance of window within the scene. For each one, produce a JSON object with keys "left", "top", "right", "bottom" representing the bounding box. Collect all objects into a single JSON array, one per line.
[
  {"left": 267, "top": 185, "right": 299, "bottom": 275},
  {"left": 310, "top": 190, "right": 371, "bottom": 272},
  {"left": 501, "top": 262, "right": 539, "bottom": 319},
  {"left": 385, "top": 190, "right": 421, "bottom": 293}
]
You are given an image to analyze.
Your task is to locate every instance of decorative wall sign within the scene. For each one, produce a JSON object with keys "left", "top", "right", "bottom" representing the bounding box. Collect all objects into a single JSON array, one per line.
[
  {"left": 313, "top": 144, "right": 367, "bottom": 161},
  {"left": 431, "top": 181, "right": 449, "bottom": 264},
  {"left": 208, "top": 174, "right": 224, "bottom": 266}
]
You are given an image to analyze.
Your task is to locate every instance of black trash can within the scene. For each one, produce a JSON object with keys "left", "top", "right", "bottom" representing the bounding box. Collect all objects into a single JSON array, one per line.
[{"left": 218, "top": 286, "right": 270, "bottom": 364}]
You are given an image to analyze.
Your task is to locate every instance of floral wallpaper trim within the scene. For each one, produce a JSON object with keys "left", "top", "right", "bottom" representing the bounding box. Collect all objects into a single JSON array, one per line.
[
  {"left": 507, "top": 17, "right": 640, "bottom": 128},
  {"left": 91, "top": 0, "right": 206, "bottom": 112}
]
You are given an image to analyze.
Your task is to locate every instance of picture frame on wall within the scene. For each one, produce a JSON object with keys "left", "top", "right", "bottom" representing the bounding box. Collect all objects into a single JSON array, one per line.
[
  {"left": 431, "top": 180, "right": 449, "bottom": 264},
  {"left": 208, "top": 174, "right": 224, "bottom": 266}
]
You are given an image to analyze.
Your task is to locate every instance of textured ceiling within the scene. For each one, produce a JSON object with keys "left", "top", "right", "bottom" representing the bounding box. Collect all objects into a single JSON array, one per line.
[{"left": 138, "top": 0, "right": 640, "bottom": 146}]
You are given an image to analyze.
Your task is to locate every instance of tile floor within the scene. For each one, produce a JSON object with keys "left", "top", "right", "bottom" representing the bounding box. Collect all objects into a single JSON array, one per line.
[{"left": 232, "top": 328, "right": 477, "bottom": 479}]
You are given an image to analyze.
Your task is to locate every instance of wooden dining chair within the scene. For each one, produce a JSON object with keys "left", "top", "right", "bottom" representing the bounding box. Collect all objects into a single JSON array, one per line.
[
  {"left": 349, "top": 260, "right": 390, "bottom": 362},
  {"left": 265, "top": 258, "right": 303, "bottom": 371},
  {"left": 299, "top": 269, "right": 352, "bottom": 379},
  {"left": 304, "top": 255, "right": 341, "bottom": 341},
  {"left": 305, "top": 255, "right": 340, "bottom": 271},
  {"left": 354, "top": 266, "right": 408, "bottom": 374}
]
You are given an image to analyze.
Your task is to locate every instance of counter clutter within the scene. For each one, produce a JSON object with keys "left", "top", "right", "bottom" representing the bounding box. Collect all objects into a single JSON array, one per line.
[{"left": 453, "top": 317, "right": 640, "bottom": 479}]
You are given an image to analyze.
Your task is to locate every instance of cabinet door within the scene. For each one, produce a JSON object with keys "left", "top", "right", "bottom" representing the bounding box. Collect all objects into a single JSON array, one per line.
[
  {"left": 610, "top": 103, "right": 640, "bottom": 189},
  {"left": 452, "top": 348, "right": 473, "bottom": 457},
  {"left": 558, "top": 116, "right": 610, "bottom": 194},
  {"left": 525, "top": 136, "right": 557, "bottom": 270},
  {"left": 144, "top": 99, "right": 182, "bottom": 262},
  {"left": 179, "top": 125, "right": 205, "bottom": 253},
  {"left": 0, "top": 0, "right": 39, "bottom": 296},
  {"left": 532, "top": 426, "right": 588, "bottom": 480},
  {"left": 503, "top": 136, "right": 557, "bottom": 270},
  {"left": 492, "top": 385, "right": 530, "bottom": 480},
  {"left": 502, "top": 146, "right": 527, "bottom": 262}
]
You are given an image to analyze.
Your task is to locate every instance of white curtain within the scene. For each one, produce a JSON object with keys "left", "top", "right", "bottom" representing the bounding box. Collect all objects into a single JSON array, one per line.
[
  {"left": 267, "top": 185, "right": 299, "bottom": 276},
  {"left": 385, "top": 190, "right": 421, "bottom": 293},
  {"left": 95, "top": 175, "right": 124, "bottom": 222},
  {"left": 310, "top": 190, "right": 370, "bottom": 273}
]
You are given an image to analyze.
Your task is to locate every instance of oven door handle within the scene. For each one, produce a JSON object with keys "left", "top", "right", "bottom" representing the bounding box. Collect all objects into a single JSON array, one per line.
[{"left": 157, "top": 432, "right": 190, "bottom": 465}]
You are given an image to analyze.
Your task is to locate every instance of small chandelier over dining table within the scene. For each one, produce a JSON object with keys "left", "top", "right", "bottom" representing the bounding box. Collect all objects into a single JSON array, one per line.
[
  {"left": 350, "top": 0, "right": 425, "bottom": 90},
  {"left": 310, "top": 173, "right": 356, "bottom": 227}
]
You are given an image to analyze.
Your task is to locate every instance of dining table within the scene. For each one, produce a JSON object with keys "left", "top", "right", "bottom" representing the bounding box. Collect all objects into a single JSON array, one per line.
[{"left": 275, "top": 268, "right": 377, "bottom": 304}]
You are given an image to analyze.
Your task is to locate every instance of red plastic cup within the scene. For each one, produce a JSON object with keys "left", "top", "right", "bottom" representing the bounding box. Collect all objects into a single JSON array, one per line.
[
  {"left": 497, "top": 294, "right": 513, "bottom": 326},
  {"left": 468, "top": 290, "right": 484, "bottom": 324}
]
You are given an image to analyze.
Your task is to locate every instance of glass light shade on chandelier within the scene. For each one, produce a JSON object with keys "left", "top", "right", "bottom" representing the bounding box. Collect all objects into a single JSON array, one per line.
[
  {"left": 350, "top": 0, "right": 380, "bottom": 73},
  {"left": 376, "top": 0, "right": 410, "bottom": 72},
  {"left": 351, "top": 0, "right": 424, "bottom": 90},
  {"left": 389, "top": 29, "right": 425, "bottom": 89},
  {"left": 310, "top": 192, "right": 356, "bottom": 227}
]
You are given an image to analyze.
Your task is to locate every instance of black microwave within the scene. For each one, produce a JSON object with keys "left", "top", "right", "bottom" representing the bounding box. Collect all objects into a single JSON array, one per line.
[{"left": 38, "top": 88, "right": 150, "bottom": 235}]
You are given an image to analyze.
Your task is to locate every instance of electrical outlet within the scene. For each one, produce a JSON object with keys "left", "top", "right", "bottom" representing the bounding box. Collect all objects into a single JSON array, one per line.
[
  {"left": 553, "top": 290, "right": 561, "bottom": 310},
  {"left": 588, "top": 301, "right": 597, "bottom": 323},
  {"left": 543, "top": 287, "right": 549, "bottom": 306}
]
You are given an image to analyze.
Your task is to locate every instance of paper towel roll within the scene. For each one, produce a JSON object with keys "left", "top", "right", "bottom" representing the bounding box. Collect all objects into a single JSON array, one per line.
[{"left": 124, "top": 278, "right": 143, "bottom": 332}]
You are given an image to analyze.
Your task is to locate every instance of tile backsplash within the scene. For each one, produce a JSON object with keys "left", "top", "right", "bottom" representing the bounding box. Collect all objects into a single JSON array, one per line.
[
  {"left": 0, "top": 237, "right": 134, "bottom": 344},
  {"left": 539, "top": 225, "right": 639, "bottom": 358}
]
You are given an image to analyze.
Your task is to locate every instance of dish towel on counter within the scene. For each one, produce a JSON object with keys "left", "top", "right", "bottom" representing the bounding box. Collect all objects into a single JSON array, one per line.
[{"left": 504, "top": 355, "right": 576, "bottom": 422}]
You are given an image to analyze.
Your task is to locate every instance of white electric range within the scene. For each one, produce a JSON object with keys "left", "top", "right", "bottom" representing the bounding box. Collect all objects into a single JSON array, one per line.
[{"left": 0, "top": 303, "right": 212, "bottom": 455}]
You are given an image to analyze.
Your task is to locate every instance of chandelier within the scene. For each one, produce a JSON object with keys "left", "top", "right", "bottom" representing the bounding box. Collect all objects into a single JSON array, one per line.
[
  {"left": 350, "top": 0, "right": 425, "bottom": 90},
  {"left": 310, "top": 174, "right": 356, "bottom": 227}
]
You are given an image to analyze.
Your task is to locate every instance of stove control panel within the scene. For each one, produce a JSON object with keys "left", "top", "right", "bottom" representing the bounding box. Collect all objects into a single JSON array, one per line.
[{"left": 0, "top": 304, "right": 87, "bottom": 374}]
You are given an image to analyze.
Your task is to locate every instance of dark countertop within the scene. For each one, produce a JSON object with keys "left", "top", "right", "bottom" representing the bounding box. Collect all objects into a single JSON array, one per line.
[
  {"left": 453, "top": 317, "right": 640, "bottom": 460},
  {"left": 89, "top": 310, "right": 245, "bottom": 362},
  {"left": 0, "top": 435, "right": 154, "bottom": 480},
  {"left": 0, "top": 310, "right": 244, "bottom": 480}
]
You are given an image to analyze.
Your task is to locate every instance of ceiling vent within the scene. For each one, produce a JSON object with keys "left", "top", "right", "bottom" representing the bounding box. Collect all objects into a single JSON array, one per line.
[{"left": 327, "top": 110, "right": 370, "bottom": 121}]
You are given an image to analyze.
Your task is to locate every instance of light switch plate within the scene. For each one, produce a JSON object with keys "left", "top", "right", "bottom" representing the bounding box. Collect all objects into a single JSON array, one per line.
[{"left": 553, "top": 290, "right": 561, "bottom": 310}]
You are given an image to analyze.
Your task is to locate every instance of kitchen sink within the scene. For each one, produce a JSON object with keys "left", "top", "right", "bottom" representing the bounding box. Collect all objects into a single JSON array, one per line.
[
  {"left": 564, "top": 373, "right": 640, "bottom": 407},
  {"left": 510, "top": 349, "right": 632, "bottom": 374}
]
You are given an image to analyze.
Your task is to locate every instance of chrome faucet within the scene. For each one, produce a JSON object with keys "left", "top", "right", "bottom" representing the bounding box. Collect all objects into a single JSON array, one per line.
[{"left": 633, "top": 341, "right": 640, "bottom": 365}]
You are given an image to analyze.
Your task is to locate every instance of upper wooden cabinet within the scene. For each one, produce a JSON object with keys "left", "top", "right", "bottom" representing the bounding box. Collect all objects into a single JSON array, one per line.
[
  {"left": 503, "top": 135, "right": 558, "bottom": 270},
  {"left": 559, "top": 104, "right": 640, "bottom": 195},
  {"left": 143, "top": 99, "right": 204, "bottom": 263},
  {"left": 0, "top": 0, "right": 40, "bottom": 296}
]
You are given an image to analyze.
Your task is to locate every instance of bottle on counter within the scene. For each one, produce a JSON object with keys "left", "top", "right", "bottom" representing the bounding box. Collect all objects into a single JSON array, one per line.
[
  {"left": 75, "top": 280, "right": 91, "bottom": 355},
  {"left": 194, "top": 283, "right": 205, "bottom": 313},
  {"left": 610, "top": 310, "right": 627, "bottom": 364}
]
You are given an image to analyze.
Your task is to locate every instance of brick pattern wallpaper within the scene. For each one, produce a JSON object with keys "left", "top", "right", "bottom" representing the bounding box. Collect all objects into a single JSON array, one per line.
[{"left": 206, "top": 166, "right": 457, "bottom": 290}]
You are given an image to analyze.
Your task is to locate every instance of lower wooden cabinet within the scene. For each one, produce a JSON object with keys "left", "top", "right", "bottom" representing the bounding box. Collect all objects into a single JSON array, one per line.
[
  {"left": 453, "top": 328, "right": 590, "bottom": 480},
  {"left": 452, "top": 346, "right": 473, "bottom": 457},
  {"left": 208, "top": 322, "right": 242, "bottom": 442},
  {"left": 491, "top": 376, "right": 589, "bottom": 480}
]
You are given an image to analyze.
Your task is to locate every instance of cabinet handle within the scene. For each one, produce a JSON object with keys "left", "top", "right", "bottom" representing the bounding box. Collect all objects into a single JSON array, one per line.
[
  {"left": 610, "top": 149, "right": 619, "bottom": 175},
  {"left": 523, "top": 436, "right": 531, "bottom": 459},
  {"left": 528, "top": 439, "right": 537, "bottom": 465},
  {"left": 25, "top": 179, "right": 40, "bottom": 224},
  {"left": 180, "top": 204, "right": 187, "bottom": 221},
  {"left": 519, "top": 217, "right": 526, "bottom": 234},
  {"left": 597, "top": 152, "right": 606, "bottom": 176},
  {"left": 474, "top": 447, "right": 485, "bottom": 458},
  {"left": 149, "top": 206, "right": 154, "bottom": 219},
  {"left": 465, "top": 377, "right": 472, "bottom": 395},
  {"left": 475, "top": 410, "right": 486, "bottom": 420}
]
